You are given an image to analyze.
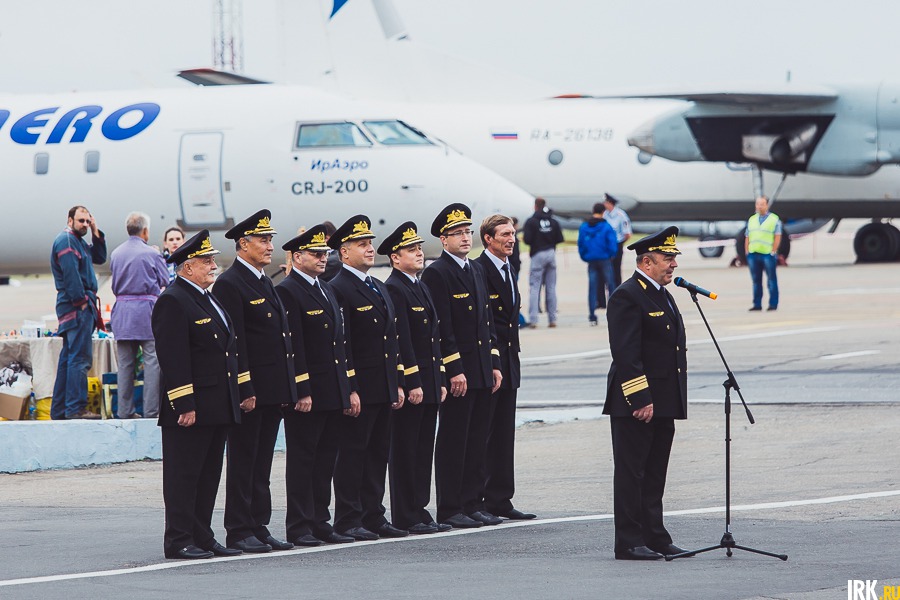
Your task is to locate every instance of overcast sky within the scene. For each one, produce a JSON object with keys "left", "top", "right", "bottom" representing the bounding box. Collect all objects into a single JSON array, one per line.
[{"left": 2, "top": 0, "right": 899, "bottom": 95}]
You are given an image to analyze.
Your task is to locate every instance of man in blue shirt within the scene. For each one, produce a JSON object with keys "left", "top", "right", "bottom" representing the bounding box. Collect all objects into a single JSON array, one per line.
[
  {"left": 578, "top": 204, "right": 618, "bottom": 325},
  {"left": 50, "top": 205, "right": 107, "bottom": 420}
]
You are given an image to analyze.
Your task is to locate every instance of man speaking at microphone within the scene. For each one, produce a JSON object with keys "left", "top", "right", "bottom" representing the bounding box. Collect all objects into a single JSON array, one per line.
[{"left": 603, "top": 226, "right": 688, "bottom": 561}]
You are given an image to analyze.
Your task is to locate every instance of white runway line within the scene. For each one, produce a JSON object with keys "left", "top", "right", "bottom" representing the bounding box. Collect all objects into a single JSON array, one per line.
[
  {"left": 820, "top": 350, "right": 879, "bottom": 360},
  {"left": 2, "top": 489, "right": 899, "bottom": 587},
  {"left": 522, "top": 326, "right": 843, "bottom": 365}
]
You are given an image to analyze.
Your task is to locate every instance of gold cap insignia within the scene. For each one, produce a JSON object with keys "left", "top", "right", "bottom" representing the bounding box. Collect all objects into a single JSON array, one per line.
[
  {"left": 311, "top": 231, "right": 326, "bottom": 245},
  {"left": 187, "top": 236, "right": 219, "bottom": 259}
]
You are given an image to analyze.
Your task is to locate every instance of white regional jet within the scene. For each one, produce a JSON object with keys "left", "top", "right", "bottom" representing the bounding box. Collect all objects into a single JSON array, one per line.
[{"left": 0, "top": 82, "right": 532, "bottom": 274}]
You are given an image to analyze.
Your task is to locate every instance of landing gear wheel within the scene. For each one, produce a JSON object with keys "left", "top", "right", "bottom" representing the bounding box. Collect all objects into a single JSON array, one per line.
[{"left": 854, "top": 222, "right": 900, "bottom": 262}]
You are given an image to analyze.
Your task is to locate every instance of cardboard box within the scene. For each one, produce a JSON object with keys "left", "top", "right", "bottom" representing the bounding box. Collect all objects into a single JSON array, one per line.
[{"left": 0, "top": 393, "right": 28, "bottom": 421}]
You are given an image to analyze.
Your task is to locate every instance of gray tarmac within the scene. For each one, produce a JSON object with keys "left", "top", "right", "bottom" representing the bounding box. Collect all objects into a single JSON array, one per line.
[{"left": 1, "top": 221, "right": 898, "bottom": 599}]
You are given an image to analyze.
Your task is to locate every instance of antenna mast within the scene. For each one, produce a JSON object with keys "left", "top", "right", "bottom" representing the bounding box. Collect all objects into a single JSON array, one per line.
[{"left": 212, "top": 0, "right": 244, "bottom": 73}]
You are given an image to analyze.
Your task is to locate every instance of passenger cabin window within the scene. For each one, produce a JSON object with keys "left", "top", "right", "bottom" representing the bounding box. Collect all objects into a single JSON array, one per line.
[
  {"left": 85, "top": 151, "right": 100, "bottom": 173},
  {"left": 296, "top": 122, "right": 372, "bottom": 148},
  {"left": 362, "top": 120, "right": 432, "bottom": 145},
  {"left": 34, "top": 153, "right": 49, "bottom": 175}
]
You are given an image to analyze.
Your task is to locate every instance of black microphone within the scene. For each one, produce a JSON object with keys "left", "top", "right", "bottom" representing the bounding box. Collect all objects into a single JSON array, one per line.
[{"left": 674, "top": 276, "right": 718, "bottom": 300}]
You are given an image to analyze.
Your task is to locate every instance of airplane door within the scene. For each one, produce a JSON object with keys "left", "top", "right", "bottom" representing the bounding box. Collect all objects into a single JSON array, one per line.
[{"left": 178, "top": 132, "right": 231, "bottom": 229}]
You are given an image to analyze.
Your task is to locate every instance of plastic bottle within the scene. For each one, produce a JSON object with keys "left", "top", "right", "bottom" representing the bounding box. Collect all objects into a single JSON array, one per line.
[{"left": 27, "top": 393, "right": 37, "bottom": 420}]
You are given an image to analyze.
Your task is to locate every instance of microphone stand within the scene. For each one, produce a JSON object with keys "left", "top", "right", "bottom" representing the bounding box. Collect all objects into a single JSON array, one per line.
[{"left": 666, "top": 290, "right": 787, "bottom": 561}]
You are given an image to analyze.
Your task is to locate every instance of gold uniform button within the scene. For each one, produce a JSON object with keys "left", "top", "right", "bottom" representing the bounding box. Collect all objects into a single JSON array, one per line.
[
  {"left": 423, "top": 319, "right": 428, "bottom": 324},
  {"left": 324, "top": 323, "right": 329, "bottom": 328},
  {"left": 384, "top": 354, "right": 388, "bottom": 359},
  {"left": 478, "top": 341, "right": 482, "bottom": 345},
  {"left": 468, "top": 306, "right": 473, "bottom": 311},
  {"left": 228, "top": 372, "right": 232, "bottom": 377},
  {"left": 213, "top": 334, "right": 218, "bottom": 339},
  {"left": 225, "top": 352, "right": 229, "bottom": 357},
  {"left": 335, "top": 360, "right": 339, "bottom": 364},
  {"left": 384, "top": 336, "right": 387, "bottom": 340},
  {"left": 678, "top": 368, "right": 682, "bottom": 373},
  {"left": 666, "top": 325, "right": 671, "bottom": 330},
  {"left": 268, "top": 313, "right": 272, "bottom": 318},
  {"left": 676, "top": 346, "right": 680, "bottom": 351}
]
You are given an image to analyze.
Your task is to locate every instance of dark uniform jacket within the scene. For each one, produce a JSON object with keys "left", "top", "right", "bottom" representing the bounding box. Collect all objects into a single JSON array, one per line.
[
  {"left": 212, "top": 259, "right": 296, "bottom": 407},
  {"left": 603, "top": 272, "right": 688, "bottom": 419},
  {"left": 475, "top": 252, "right": 521, "bottom": 389},
  {"left": 385, "top": 269, "right": 444, "bottom": 404},
  {"left": 420, "top": 252, "right": 500, "bottom": 389},
  {"left": 329, "top": 268, "right": 402, "bottom": 405},
  {"left": 152, "top": 277, "right": 241, "bottom": 427},
  {"left": 275, "top": 269, "right": 354, "bottom": 411}
]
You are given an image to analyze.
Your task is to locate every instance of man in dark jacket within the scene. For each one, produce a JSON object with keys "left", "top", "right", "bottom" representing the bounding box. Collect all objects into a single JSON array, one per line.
[
  {"left": 213, "top": 209, "right": 296, "bottom": 554},
  {"left": 474, "top": 215, "right": 536, "bottom": 521},
  {"left": 603, "top": 226, "right": 688, "bottom": 561},
  {"left": 153, "top": 230, "right": 242, "bottom": 560},
  {"left": 522, "top": 198, "right": 564, "bottom": 328},
  {"left": 421, "top": 203, "right": 503, "bottom": 529},
  {"left": 378, "top": 222, "right": 450, "bottom": 534},
  {"left": 577, "top": 203, "right": 618, "bottom": 325},
  {"left": 276, "top": 225, "right": 358, "bottom": 546},
  {"left": 328, "top": 215, "right": 408, "bottom": 541}
]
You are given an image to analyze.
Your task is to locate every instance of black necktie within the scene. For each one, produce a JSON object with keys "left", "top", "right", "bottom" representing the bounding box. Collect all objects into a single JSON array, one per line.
[
  {"left": 502, "top": 263, "right": 515, "bottom": 303},
  {"left": 204, "top": 292, "right": 227, "bottom": 330},
  {"left": 365, "top": 276, "right": 385, "bottom": 307},
  {"left": 314, "top": 279, "right": 326, "bottom": 298}
]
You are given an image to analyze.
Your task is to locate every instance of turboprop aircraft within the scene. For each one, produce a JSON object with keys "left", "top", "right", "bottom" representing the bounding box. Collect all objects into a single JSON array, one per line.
[{"left": 0, "top": 82, "right": 532, "bottom": 274}]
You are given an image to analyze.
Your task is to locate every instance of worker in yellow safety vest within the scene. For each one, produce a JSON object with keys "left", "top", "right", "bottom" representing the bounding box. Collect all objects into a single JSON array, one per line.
[{"left": 744, "top": 196, "right": 782, "bottom": 311}]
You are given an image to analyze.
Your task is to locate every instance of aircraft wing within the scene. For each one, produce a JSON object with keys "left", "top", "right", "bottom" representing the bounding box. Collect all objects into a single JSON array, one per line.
[
  {"left": 177, "top": 68, "right": 270, "bottom": 86},
  {"left": 568, "top": 84, "right": 838, "bottom": 106}
]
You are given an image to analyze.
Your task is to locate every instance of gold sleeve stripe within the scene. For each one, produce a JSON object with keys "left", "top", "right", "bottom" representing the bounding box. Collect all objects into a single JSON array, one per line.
[
  {"left": 237, "top": 372, "right": 251, "bottom": 384},
  {"left": 404, "top": 365, "right": 420, "bottom": 376},
  {"left": 442, "top": 352, "right": 461, "bottom": 365},
  {"left": 397, "top": 364, "right": 405, "bottom": 371},
  {"left": 491, "top": 348, "right": 500, "bottom": 356},
  {"left": 167, "top": 385, "right": 194, "bottom": 401},
  {"left": 347, "top": 369, "right": 356, "bottom": 378},
  {"left": 622, "top": 375, "right": 649, "bottom": 395},
  {"left": 295, "top": 373, "right": 310, "bottom": 383}
]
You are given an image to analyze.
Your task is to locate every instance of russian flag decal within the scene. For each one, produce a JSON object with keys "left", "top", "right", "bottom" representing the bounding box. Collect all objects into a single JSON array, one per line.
[{"left": 491, "top": 132, "right": 518, "bottom": 140}]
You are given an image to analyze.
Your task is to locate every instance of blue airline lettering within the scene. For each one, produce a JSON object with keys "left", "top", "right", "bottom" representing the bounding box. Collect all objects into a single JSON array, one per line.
[
  {"left": 10, "top": 107, "right": 59, "bottom": 144},
  {"left": 101, "top": 103, "right": 160, "bottom": 141},
  {"left": 3, "top": 103, "right": 160, "bottom": 145},
  {"left": 47, "top": 105, "right": 103, "bottom": 144}
]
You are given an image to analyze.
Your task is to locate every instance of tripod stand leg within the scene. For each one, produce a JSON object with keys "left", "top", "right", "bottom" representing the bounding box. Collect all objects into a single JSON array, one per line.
[{"left": 732, "top": 544, "right": 789, "bottom": 561}]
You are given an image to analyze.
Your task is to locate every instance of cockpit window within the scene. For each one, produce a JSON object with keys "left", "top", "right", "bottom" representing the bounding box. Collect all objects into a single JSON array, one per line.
[
  {"left": 362, "top": 120, "right": 433, "bottom": 145},
  {"left": 296, "top": 122, "right": 373, "bottom": 148}
]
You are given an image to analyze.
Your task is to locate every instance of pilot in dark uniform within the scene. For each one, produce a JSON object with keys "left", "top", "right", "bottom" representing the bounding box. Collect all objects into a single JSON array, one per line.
[
  {"left": 275, "top": 225, "right": 359, "bottom": 547},
  {"left": 474, "top": 215, "right": 536, "bottom": 521},
  {"left": 378, "top": 222, "right": 450, "bottom": 535},
  {"left": 328, "top": 215, "right": 409, "bottom": 541},
  {"left": 212, "top": 210, "right": 297, "bottom": 554},
  {"left": 421, "top": 203, "right": 503, "bottom": 529},
  {"left": 604, "top": 226, "right": 689, "bottom": 561},
  {"left": 153, "top": 231, "right": 242, "bottom": 560}
]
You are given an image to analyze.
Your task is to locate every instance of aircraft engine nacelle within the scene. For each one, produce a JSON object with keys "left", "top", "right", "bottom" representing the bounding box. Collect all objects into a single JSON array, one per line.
[{"left": 625, "top": 83, "right": 900, "bottom": 177}]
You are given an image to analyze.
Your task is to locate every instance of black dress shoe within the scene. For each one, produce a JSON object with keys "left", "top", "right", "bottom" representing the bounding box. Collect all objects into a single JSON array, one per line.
[
  {"left": 341, "top": 526, "right": 379, "bottom": 541},
  {"left": 203, "top": 541, "right": 242, "bottom": 557},
  {"left": 648, "top": 543, "right": 692, "bottom": 556},
  {"left": 229, "top": 535, "right": 272, "bottom": 553},
  {"left": 441, "top": 513, "right": 482, "bottom": 528},
  {"left": 468, "top": 511, "right": 503, "bottom": 526},
  {"left": 166, "top": 545, "right": 214, "bottom": 560},
  {"left": 375, "top": 523, "right": 409, "bottom": 538},
  {"left": 292, "top": 534, "right": 324, "bottom": 547},
  {"left": 432, "top": 522, "right": 453, "bottom": 532},
  {"left": 316, "top": 531, "right": 355, "bottom": 544},
  {"left": 497, "top": 508, "right": 536, "bottom": 520},
  {"left": 262, "top": 535, "right": 294, "bottom": 551},
  {"left": 615, "top": 546, "right": 664, "bottom": 561},
  {"left": 406, "top": 523, "right": 438, "bottom": 535}
]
